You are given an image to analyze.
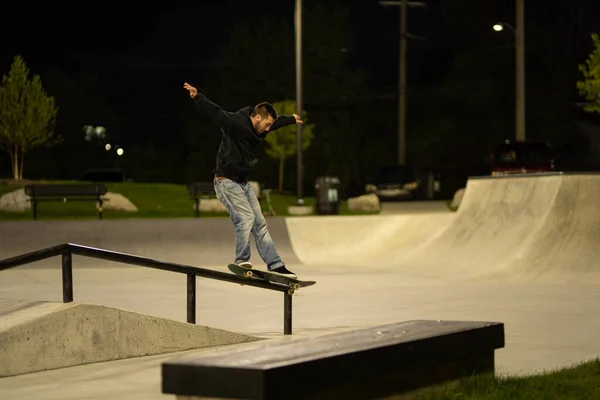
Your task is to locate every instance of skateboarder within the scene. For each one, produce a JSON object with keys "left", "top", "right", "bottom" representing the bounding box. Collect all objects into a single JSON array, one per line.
[{"left": 183, "top": 82, "right": 301, "bottom": 278}]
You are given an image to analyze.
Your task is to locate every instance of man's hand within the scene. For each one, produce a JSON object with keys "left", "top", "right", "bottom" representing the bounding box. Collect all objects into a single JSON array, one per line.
[
  {"left": 183, "top": 82, "right": 198, "bottom": 98},
  {"left": 292, "top": 113, "right": 304, "bottom": 124}
]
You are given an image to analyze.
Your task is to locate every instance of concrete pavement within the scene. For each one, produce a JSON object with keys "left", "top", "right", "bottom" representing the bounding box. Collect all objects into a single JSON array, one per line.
[{"left": 1, "top": 172, "right": 600, "bottom": 399}]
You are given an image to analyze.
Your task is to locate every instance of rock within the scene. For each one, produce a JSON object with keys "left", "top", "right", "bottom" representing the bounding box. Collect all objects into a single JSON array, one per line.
[
  {"left": 347, "top": 194, "right": 380, "bottom": 212},
  {"left": 98, "top": 192, "right": 138, "bottom": 212},
  {"left": 0, "top": 189, "right": 30, "bottom": 212},
  {"left": 194, "top": 199, "right": 228, "bottom": 213},
  {"left": 451, "top": 188, "right": 465, "bottom": 209},
  {"left": 287, "top": 205, "right": 313, "bottom": 216}
]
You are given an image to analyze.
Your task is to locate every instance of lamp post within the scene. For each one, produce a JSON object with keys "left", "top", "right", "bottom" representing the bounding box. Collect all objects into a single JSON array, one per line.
[
  {"left": 295, "top": 0, "right": 304, "bottom": 205},
  {"left": 379, "top": 1, "right": 426, "bottom": 165},
  {"left": 493, "top": 0, "right": 526, "bottom": 141},
  {"left": 516, "top": 0, "right": 525, "bottom": 142}
]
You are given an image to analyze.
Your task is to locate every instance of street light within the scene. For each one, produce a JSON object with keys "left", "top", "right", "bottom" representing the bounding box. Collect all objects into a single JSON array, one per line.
[
  {"left": 493, "top": 0, "right": 526, "bottom": 141},
  {"left": 493, "top": 22, "right": 515, "bottom": 33}
]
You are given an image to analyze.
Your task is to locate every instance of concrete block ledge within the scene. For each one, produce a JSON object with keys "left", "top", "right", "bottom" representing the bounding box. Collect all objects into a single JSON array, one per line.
[{"left": 161, "top": 319, "right": 505, "bottom": 400}]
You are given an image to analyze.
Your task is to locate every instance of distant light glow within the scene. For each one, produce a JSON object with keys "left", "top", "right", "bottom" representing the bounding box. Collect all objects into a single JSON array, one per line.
[
  {"left": 493, "top": 24, "right": 504, "bottom": 32},
  {"left": 105, "top": 144, "right": 112, "bottom": 151},
  {"left": 84, "top": 125, "right": 107, "bottom": 142},
  {"left": 116, "top": 148, "right": 124, "bottom": 156}
]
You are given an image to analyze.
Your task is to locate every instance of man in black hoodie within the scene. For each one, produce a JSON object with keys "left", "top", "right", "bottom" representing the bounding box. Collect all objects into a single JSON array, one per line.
[{"left": 183, "top": 82, "right": 302, "bottom": 278}]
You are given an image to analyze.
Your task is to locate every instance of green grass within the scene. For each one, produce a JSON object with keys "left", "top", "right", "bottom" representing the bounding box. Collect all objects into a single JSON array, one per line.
[
  {"left": 391, "top": 358, "right": 600, "bottom": 400},
  {"left": 0, "top": 181, "right": 379, "bottom": 221}
]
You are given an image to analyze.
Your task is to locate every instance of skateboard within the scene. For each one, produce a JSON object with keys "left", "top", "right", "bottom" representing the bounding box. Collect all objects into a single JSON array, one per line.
[{"left": 227, "top": 263, "right": 316, "bottom": 293}]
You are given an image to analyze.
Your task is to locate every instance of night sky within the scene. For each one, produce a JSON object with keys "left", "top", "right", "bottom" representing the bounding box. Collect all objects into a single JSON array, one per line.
[
  {"left": 3, "top": 0, "right": 596, "bottom": 117},
  {"left": 2, "top": 0, "right": 444, "bottom": 98}
]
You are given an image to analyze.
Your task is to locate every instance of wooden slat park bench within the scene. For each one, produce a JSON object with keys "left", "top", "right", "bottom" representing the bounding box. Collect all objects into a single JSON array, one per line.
[{"left": 24, "top": 183, "right": 108, "bottom": 220}]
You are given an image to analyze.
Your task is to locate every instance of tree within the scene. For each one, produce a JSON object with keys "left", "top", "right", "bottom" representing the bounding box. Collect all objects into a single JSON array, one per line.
[
  {"left": 577, "top": 33, "right": 600, "bottom": 114},
  {"left": 210, "top": 15, "right": 295, "bottom": 109},
  {"left": 206, "top": 2, "right": 372, "bottom": 195},
  {"left": 0, "top": 56, "right": 59, "bottom": 180},
  {"left": 264, "top": 101, "right": 315, "bottom": 192}
]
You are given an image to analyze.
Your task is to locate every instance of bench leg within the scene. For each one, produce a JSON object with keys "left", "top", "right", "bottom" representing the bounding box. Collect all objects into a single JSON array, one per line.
[
  {"left": 195, "top": 199, "right": 199, "bottom": 218},
  {"left": 32, "top": 200, "right": 37, "bottom": 221}
]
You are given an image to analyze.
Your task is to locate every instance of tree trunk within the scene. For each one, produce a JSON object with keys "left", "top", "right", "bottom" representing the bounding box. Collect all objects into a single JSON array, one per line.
[
  {"left": 19, "top": 151, "right": 24, "bottom": 180},
  {"left": 278, "top": 156, "right": 285, "bottom": 192},
  {"left": 11, "top": 143, "right": 19, "bottom": 181}
]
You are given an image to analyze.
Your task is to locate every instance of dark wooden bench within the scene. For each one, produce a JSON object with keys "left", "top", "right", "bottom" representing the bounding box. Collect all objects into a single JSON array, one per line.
[
  {"left": 24, "top": 184, "right": 108, "bottom": 220},
  {"left": 161, "top": 320, "right": 505, "bottom": 400},
  {"left": 187, "top": 182, "right": 216, "bottom": 218}
]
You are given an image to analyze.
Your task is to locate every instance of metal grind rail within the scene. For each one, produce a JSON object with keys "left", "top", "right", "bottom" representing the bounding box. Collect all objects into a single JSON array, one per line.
[{"left": 0, "top": 243, "right": 295, "bottom": 334}]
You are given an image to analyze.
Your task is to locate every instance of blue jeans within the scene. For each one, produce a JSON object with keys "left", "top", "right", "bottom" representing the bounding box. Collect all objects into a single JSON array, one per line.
[{"left": 213, "top": 178, "right": 284, "bottom": 271}]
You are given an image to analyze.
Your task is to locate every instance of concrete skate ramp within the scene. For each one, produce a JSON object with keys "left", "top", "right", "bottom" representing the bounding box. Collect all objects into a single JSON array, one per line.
[
  {"left": 0, "top": 217, "right": 300, "bottom": 268},
  {"left": 388, "top": 173, "right": 600, "bottom": 283},
  {"left": 0, "top": 298, "right": 261, "bottom": 377},
  {"left": 285, "top": 213, "right": 455, "bottom": 265}
]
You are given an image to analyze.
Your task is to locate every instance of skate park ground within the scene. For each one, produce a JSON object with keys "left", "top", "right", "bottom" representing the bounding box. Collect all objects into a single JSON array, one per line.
[{"left": 1, "top": 172, "right": 600, "bottom": 399}]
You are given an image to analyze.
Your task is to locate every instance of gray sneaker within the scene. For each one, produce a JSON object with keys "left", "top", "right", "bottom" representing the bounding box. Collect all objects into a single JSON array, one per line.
[{"left": 269, "top": 266, "right": 297, "bottom": 279}]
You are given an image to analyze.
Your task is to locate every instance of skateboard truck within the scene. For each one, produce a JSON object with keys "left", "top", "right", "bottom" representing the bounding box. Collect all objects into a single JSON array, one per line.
[{"left": 227, "top": 264, "right": 315, "bottom": 294}]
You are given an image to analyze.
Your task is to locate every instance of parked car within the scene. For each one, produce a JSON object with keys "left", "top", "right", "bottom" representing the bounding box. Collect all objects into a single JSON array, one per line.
[
  {"left": 490, "top": 140, "right": 555, "bottom": 176},
  {"left": 365, "top": 165, "right": 441, "bottom": 201}
]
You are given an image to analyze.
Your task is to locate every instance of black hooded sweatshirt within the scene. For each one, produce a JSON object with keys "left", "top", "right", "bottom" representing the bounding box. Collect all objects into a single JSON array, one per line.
[{"left": 192, "top": 93, "right": 297, "bottom": 182}]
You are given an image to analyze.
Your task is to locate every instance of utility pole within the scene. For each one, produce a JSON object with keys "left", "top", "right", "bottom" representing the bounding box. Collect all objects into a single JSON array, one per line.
[
  {"left": 515, "top": 0, "right": 526, "bottom": 141},
  {"left": 295, "top": 0, "right": 304, "bottom": 205},
  {"left": 379, "top": 1, "right": 426, "bottom": 165},
  {"left": 399, "top": 0, "right": 407, "bottom": 165}
]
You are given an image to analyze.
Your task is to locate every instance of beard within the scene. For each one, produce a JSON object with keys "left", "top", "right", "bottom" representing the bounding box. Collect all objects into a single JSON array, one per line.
[{"left": 254, "top": 121, "right": 267, "bottom": 134}]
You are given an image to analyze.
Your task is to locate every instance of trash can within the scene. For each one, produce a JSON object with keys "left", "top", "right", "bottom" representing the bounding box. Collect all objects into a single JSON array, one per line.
[
  {"left": 315, "top": 176, "right": 340, "bottom": 215},
  {"left": 418, "top": 170, "right": 441, "bottom": 200}
]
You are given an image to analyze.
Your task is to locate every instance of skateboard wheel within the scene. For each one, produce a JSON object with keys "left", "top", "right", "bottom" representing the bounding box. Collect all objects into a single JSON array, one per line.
[
  {"left": 245, "top": 271, "right": 253, "bottom": 277},
  {"left": 288, "top": 289, "right": 295, "bottom": 295},
  {"left": 293, "top": 284, "right": 300, "bottom": 290}
]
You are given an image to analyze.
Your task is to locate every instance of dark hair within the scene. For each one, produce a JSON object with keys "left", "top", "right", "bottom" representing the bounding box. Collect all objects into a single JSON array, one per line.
[{"left": 251, "top": 102, "right": 278, "bottom": 120}]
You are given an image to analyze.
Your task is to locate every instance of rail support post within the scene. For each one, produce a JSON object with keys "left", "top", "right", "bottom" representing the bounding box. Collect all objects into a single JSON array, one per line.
[
  {"left": 61, "top": 250, "right": 73, "bottom": 303},
  {"left": 187, "top": 273, "right": 196, "bottom": 324},
  {"left": 284, "top": 292, "right": 293, "bottom": 335}
]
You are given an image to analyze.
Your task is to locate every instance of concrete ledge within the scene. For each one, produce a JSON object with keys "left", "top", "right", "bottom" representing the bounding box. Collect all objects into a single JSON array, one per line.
[
  {"left": 0, "top": 299, "right": 262, "bottom": 377},
  {"left": 161, "top": 320, "right": 505, "bottom": 400}
]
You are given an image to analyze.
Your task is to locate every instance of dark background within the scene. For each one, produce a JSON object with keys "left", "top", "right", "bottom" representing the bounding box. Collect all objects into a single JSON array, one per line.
[{"left": 1, "top": 0, "right": 599, "bottom": 198}]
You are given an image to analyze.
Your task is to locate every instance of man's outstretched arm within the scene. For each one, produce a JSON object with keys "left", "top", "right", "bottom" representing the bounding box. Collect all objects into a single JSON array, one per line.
[
  {"left": 270, "top": 113, "right": 304, "bottom": 131},
  {"left": 183, "top": 82, "right": 239, "bottom": 129}
]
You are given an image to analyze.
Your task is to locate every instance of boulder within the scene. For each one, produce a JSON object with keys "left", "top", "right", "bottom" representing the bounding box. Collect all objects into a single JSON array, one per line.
[
  {"left": 451, "top": 188, "right": 465, "bottom": 209},
  {"left": 97, "top": 192, "right": 138, "bottom": 212},
  {"left": 347, "top": 193, "right": 380, "bottom": 212},
  {"left": 195, "top": 199, "right": 228, "bottom": 213},
  {"left": 0, "top": 189, "right": 30, "bottom": 212}
]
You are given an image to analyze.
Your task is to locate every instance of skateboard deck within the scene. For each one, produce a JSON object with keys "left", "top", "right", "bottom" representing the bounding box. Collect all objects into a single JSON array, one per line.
[{"left": 227, "top": 263, "right": 316, "bottom": 291}]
